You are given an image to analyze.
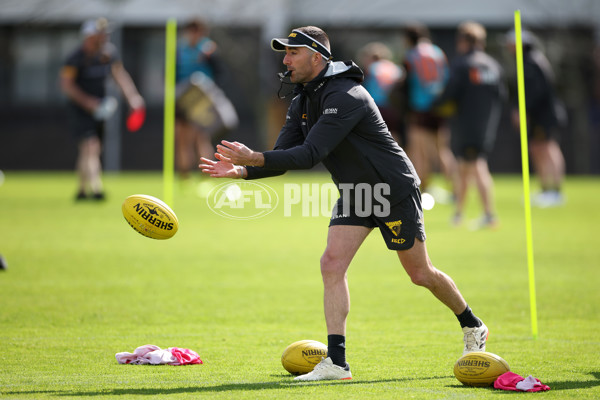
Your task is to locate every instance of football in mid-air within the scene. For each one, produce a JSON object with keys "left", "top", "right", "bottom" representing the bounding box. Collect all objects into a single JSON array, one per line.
[
  {"left": 281, "top": 340, "right": 328, "bottom": 375},
  {"left": 454, "top": 351, "right": 510, "bottom": 387},
  {"left": 122, "top": 194, "right": 178, "bottom": 239}
]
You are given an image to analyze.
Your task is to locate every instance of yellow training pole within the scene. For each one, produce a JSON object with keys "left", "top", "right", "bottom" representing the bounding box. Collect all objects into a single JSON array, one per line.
[
  {"left": 163, "top": 18, "right": 177, "bottom": 206},
  {"left": 514, "top": 10, "right": 538, "bottom": 340}
]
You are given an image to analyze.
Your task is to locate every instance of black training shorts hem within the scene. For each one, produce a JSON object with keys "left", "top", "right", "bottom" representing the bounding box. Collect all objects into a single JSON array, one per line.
[{"left": 329, "top": 189, "right": 426, "bottom": 251}]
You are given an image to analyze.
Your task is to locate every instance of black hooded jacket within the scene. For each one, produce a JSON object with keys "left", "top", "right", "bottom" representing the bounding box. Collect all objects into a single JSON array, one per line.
[{"left": 246, "top": 61, "right": 419, "bottom": 206}]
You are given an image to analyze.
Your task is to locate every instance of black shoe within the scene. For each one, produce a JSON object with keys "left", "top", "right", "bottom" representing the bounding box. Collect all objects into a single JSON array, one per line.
[
  {"left": 0, "top": 255, "right": 7, "bottom": 271},
  {"left": 75, "top": 191, "right": 88, "bottom": 201},
  {"left": 92, "top": 192, "right": 106, "bottom": 201}
]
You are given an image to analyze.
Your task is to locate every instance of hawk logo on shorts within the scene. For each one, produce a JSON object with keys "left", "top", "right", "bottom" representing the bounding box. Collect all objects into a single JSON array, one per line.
[{"left": 385, "top": 220, "right": 402, "bottom": 237}]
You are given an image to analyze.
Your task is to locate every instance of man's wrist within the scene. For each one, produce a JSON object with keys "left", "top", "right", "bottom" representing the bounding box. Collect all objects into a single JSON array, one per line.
[
  {"left": 251, "top": 151, "right": 265, "bottom": 167},
  {"left": 236, "top": 165, "right": 246, "bottom": 179}
]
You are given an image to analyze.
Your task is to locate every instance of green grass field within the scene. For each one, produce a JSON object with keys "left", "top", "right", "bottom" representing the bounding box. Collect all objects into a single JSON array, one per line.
[{"left": 1, "top": 171, "right": 599, "bottom": 399}]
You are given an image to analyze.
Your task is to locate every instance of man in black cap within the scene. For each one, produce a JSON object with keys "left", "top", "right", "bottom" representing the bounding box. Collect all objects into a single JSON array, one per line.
[{"left": 200, "top": 26, "right": 487, "bottom": 381}]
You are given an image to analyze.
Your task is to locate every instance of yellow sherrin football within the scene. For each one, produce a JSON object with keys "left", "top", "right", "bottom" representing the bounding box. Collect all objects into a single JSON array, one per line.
[
  {"left": 281, "top": 340, "right": 328, "bottom": 375},
  {"left": 122, "top": 194, "right": 178, "bottom": 240},
  {"left": 454, "top": 351, "right": 510, "bottom": 387}
]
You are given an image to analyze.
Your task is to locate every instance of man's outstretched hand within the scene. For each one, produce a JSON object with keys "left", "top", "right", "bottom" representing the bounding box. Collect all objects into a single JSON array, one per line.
[
  {"left": 199, "top": 157, "right": 240, "bottom": 178},
  {"left": 216, "top": 140, "right": 265, "bottom": 167}
]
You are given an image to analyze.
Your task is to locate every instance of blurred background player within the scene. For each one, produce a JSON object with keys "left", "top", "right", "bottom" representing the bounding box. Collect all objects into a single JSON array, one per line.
[
  {"left": 175, "top": 18, "right": 222, "bottom": 180},
  {"left": 506, "top": 30, "right": 567, "bottom": 207},
  {"left": 60, "top": 17, "right": 145, "bottom": 201},
  {"left": 358, "top": 42, "right": 405, "bottom": 145},
  {"left": 435, "top": 22, "right": 505, "bottom": 228},
  {"left": 402, "top": 22, "right": 457, "bottom": 200}
]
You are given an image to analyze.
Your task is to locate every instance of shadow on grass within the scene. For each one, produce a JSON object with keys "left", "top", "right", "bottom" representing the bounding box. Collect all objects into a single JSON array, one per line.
[
  {"left": 2, "top": 375, "right": 451, "bottom": 397},
  {"left": 6, "top": 372, "right": 599, "bottom": 396},
  {"left": 548, "top": 371, "right": 600, "bottom": 391}
]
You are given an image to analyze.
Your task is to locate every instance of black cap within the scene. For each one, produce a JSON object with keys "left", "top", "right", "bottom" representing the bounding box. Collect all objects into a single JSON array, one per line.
[{"left": 271, "top": 30, "right": 332, "bottom": 60}]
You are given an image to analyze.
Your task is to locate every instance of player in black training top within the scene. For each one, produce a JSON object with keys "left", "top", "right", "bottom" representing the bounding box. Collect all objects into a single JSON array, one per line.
[
  {"left": 200, "top": 25, "right": 488, "bottom": 381},
  {"left": 61, "top": 18, "right": 145, "bottom": 201},
  {"left": 506, "top": 30, "right": 566, "bottom": 207}
]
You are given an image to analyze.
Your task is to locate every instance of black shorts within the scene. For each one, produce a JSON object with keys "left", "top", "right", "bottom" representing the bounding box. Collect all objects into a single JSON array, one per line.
[
  {"left": 408, "top": 111, "right": 444, "bottom": 131},
  {"left": 67, "top": 104, "right": 104, "bottom": 142},
  {"left": 453, "top": 143, "right": 489, "bottom": 161},
  {"left": 379, "top": 106, "right": 402, "bottom": 135},
  {"left": 528, "top": 121, "right": 560, "bottom": 142},
  {"left": 329, "top": 189, "right": 426, "bottom": 251}
]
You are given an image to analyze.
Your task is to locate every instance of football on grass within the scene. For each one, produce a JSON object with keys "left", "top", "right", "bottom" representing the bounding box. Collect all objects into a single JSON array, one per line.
[
  {"left": 122, "top": 194, "right": 178, "bottom": 239},
  {"left": 454, "top": 351, "right": 510, "bottom": 387},
  {"left": 281, "top": 340, "right": 327, "bottom": 375}
]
